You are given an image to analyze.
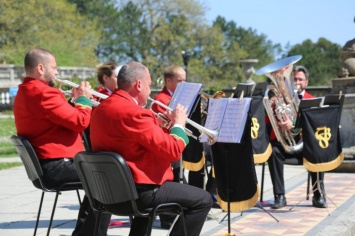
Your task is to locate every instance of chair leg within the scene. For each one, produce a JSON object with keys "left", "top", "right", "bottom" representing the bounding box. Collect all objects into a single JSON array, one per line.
[
  {"left": 94, "top": 210, "right": 102, "bottom": 236},
  {"left": 260, "top": 162, "right": 266, "bottom": 202},
  {"left": 76, "top": 189, "right": 81, "bottom": 206},
  {"left": 179, "top": 213, "right": 187, "bottom": 236},
  {"left": 34, "top": 191, "right": 45, "bottom": 236},
  {"left": 146, "top": 214, "right": 155, "bottom": 236},
  {"left": 46, "top": 191, "right": 60, "bottom": 236}
]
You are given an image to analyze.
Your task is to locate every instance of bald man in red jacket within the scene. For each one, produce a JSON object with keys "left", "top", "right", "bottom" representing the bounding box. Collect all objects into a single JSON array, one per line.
[
  {"left": 90, "top": 61, "right": 212, "bottom": 236},
  {"left": 14, "top": 48, "right": 110, "bottom": 236}
]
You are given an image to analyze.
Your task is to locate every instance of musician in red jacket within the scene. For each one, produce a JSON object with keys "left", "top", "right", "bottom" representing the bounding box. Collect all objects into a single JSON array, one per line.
[
  {"left": 95, "top": 61, "right": 121, "bottom": 100},
  {"left": 90, "top": 61, "right": 212, "bottom": 236},
  {"left": 151, "top": 65, "right": 186, "bottom": 185},
  {"left": 13, "top": 48, "right": 110, "bottom": 236},
  {"left": 84, "top": 62, "right": 122, "bottom": 150},
  {"left": 268, "top": 65, "right": 326, "bottom": 209}
]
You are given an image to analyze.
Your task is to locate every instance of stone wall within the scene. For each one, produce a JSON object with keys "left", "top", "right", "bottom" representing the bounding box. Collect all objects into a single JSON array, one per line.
[{"left": 0, "top": 64, "right": 96, "bottom": 88}]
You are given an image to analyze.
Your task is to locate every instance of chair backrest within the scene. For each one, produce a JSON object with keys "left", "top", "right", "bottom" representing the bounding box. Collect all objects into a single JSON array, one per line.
[
  {"left": 10, "top": 135, "right": 44, "bottom": 188},
  {"left": 74, "top": 151, "right": 139, "bottom": 211}
]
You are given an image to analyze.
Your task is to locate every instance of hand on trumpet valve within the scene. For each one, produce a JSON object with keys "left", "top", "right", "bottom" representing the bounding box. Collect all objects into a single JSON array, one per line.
[
  {"left": 72, "top": 81, "right": 93, "bottom": 100},
  {"left": 156, "top": 113, "right": 173, "bottom": 130},
  {"left": 170, "top": 104, "right": 188, "bottom": 128}
]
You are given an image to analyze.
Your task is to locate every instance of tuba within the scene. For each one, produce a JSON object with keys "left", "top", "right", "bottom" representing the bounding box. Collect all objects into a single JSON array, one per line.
[{"left": 255, "top": 55, "right": 302, "bottom": 154}]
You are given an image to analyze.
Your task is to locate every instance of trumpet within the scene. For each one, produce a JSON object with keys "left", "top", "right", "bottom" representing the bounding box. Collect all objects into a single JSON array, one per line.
[
  {"left": 148, "top": 97, "right": 219, "bottom": 145},
  {"left": 55, "top": 78, "right": 108, "bottom": 106}
]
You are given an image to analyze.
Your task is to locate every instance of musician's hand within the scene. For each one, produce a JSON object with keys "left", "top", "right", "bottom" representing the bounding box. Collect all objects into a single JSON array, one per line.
[
  {"left": 157, "top": 113, "right": 173, "bottom": 130},
  {"left": 171, "top": 104, "right": 188, "bottom": 127},
  {"left": 73, "top": 81, "right": 93, "bottom": 100},
  {"left": 278, "top": 114, "right": 294, "bottom": 131}
]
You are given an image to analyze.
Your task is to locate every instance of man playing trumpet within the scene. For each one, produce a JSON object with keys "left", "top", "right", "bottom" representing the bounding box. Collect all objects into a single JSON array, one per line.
[{"left": 90, "top": 61, "right": 212, "bottom": 236}]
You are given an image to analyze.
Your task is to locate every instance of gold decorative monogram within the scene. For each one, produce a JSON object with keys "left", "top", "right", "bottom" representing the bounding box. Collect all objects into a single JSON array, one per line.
[
  {"left": 251, "top": 117, "right": 260, "bottom": 139},
  {"left": 315, "top": 126, "right": 331, "bottom": 148}
]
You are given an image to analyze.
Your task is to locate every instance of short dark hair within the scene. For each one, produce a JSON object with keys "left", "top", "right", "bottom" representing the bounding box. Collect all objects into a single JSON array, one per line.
[
  {"left": 24, "top": 48, "right": 54, "bottom": 74},
  {"left": 97, "top": 62, "right": 119, "bottom": 85},
  {"left": 293, "top": 65, "right": 309, "bottom": 80}
]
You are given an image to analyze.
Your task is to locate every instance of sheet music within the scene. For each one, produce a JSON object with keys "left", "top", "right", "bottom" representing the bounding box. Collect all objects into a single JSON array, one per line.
[
  {"left": 200, "top": 97, "right": 251, "bottom": 143},
  {"left": 200, "top": 98, "right": 228, "bottom": 142},
  {"left": 217, "top": 98, "right": 251, "bottom": 143},
  {"left": 169, "top": 82, "right": 203, "bottom": 115}
]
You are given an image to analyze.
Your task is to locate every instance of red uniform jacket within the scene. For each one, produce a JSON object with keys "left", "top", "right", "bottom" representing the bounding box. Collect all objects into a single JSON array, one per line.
[
  {"left": 90, "top": 89, "right": 189, "bottom": 185},
  {"left": 151, "top": 86, "right": 171, "bottom": 133},
  {"left": 14, "top": 77, "right": 92, "bottom": 159},
  {"left": 93, "top": 86, "right": 112, "bottom": 102}
]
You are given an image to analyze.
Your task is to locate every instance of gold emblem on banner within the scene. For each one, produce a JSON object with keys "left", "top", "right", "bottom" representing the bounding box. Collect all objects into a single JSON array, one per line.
[
  {"left": 315, "top": 126, "right": 331, "bottom": 148},
  {"left": 251, "top": 117, "right": 260, "bottom": 139}
]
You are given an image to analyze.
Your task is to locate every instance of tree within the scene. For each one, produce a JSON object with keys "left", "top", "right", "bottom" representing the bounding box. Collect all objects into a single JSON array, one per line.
[
  {"left": 0, "top": 0, "right": 100, "bottom": 66},
  {"left": 286, "top": 38, "right": 342, "bottom": 86},
  {"left": 65, "top": 0, "right": 279, "bottom": 90}
]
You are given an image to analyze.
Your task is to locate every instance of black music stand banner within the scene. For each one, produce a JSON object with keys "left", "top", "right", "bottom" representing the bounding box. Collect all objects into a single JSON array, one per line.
[
  {"left": 251, "top": 96, "right": 271, "bottom": 164},
  {"left": 211, "top": 115, "right": 258, "bottom": 212},
  {"left": 182, "top": 95, "right": 205, "bottom": 172},
  {"left": 299, "top": 105, "right": 344, "bottom": 172}
]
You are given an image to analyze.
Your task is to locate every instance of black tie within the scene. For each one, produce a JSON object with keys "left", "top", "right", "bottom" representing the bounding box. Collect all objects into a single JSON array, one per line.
[{"left": 298, "top": 94, "right": 303, "bottom": 100}]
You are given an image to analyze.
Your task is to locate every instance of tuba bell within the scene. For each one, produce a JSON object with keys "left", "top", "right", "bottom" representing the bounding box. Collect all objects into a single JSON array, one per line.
[{"left": 255, "top": 55, "right": 303, "bottom": 154}]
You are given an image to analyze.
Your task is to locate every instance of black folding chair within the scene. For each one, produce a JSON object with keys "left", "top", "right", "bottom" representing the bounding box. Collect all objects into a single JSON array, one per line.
[
  {"left": 10, "top": 135, "right": 82, "bottom": 236},
  {"left": 74, "top": 151, "right": 187, "bottom": 236}
]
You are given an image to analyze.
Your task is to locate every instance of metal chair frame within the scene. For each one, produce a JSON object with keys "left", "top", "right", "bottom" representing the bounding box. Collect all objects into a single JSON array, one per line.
[
  {"left": 10, "top": 135, "right": 82, "bottom": 236},
  {"left": 74, "top": 151, "right": 187, "bottom": 236}
]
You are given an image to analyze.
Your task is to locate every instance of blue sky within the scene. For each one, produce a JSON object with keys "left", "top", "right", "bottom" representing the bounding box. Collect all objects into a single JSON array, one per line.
[{"left": 204, "top": 0, "right": 354, "bottom": 48}]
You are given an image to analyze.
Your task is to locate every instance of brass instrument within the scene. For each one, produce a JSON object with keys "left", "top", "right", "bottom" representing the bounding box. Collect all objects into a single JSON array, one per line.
[
  {"left": 148, "top": 97, "right": 219, "bottom": 145},
  {"left": 55, "top": 78, "right": 108, "bottom": 106},
  {"left": 200, "top": 91, "right": 225, "bottom": 118},
  {"left": 200, "top": 91, "right": 225, "bottom": 129},
  {"left": 255, "top": 55, "right": 303, "bottom": 154}
]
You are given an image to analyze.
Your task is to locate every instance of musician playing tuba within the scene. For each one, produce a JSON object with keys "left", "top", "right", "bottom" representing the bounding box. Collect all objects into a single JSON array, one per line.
[{"left": 267, "top": 65, "right": 327, "bottom": 209}]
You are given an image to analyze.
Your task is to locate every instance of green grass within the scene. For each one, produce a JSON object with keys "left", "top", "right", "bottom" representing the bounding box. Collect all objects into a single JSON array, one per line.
[
  {"left": 0, "top": 162, "right": 22, "bottom": 170},
  {"left": 0, "top": 112, "right": 17, "bottom": 157}
]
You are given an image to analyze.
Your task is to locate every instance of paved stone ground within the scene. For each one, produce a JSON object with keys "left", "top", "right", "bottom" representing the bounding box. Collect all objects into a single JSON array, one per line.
[{"left": 0, "top": 157, "right": 354, "bottom": 236}]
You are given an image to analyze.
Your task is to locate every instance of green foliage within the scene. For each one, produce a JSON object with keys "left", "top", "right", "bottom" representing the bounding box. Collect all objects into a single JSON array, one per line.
[
  {"left": 1, "top": 0, "right": 342, "bottom": 90},
  {"left": 0, "top": 115, "right": 17, "bottom": 157},
  {"left": 0, "top": 0, "right": 100, "bottom": 66},
  {"left": 286, "top": 38, "right": 342, "bottom": 86},
  {"left": 0, "top": 162, "right": 23, "bottom": 170}
]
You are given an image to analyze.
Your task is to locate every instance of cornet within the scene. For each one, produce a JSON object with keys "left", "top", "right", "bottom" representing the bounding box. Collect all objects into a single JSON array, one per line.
[
  {"left": 55, "top": 78, "right": 108, "bottom": 106},
  {"left": 148, "top": 97, "right": 219, "bottom": 145}
]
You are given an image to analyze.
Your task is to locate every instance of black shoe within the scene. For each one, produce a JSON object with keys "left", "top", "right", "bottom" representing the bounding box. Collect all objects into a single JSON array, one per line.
[
  {"left": 271, "top": 195, "right": 286, "bottom": 209},
  {"left": 312, "top": 195, "right": 327, "bottom": 208}
]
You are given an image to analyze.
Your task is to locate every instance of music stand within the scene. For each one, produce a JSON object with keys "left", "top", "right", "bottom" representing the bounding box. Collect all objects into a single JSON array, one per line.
[
  {"left": 233, "top": 83, "right": 255, "bottom": 98},
  {"left": 251, "top": 82, "right": 268, "bottom": 96},
  {"left": 322, "top": 93, "right": 345, "bottom": 116},
  {"left": 290, "top": 97, "right": 343, "bottom": 211},
  {"left": 168, "top": 82, "right": 203, "bottom": 183},
  {"left": 295, "top": 98, "right": 322, "bottom": 129}
]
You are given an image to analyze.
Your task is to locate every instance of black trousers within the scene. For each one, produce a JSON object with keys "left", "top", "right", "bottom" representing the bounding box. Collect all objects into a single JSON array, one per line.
[
  {"left": 130, "top": 181, "right": 213, "bottom": 236},
  {"left": 40, "top": 158, "right": 111, "bottom": 236},
  {"left": 267, "top": 142, "right": 325, "bottom": 197}
]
